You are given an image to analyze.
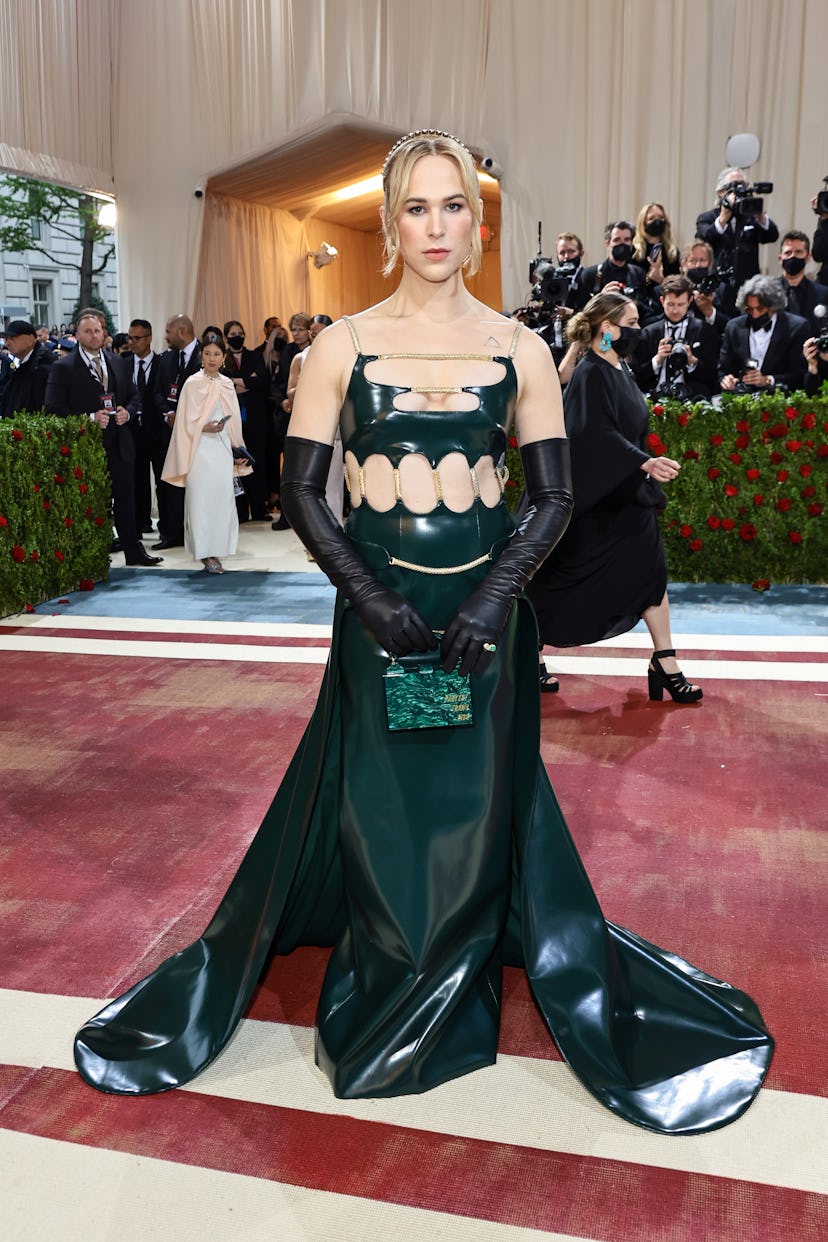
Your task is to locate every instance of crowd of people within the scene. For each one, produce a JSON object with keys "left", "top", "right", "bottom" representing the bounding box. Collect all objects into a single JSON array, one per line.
[
  {"left": 520, "top": 166, "right": 828, "bottom": 401},
  {"left": 0, "top": 306, "right": 335, "bottom": 568}
]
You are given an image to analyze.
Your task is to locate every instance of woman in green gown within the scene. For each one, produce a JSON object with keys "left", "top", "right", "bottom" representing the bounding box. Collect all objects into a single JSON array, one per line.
[{"left": 74, "top": 131, "right": 772, "bottom": 1134}]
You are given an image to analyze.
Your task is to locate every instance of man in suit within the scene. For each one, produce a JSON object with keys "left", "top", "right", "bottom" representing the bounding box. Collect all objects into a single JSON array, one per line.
[
  {"left": 776, "top": 231, "right": 828, "bottom": 332},
  {"left": 633, "top": 276, "right": 720, "bottom": 400},
  {"left": 222, "top": 319, "right": 272, "bottom": 520},
  {"left": 679, "top": 239, "right": 731, "bottom": 338},
  {"left": 44, "top": 310, "right": 162, "bottom": 566},
  {"left": 0, "top": 319, "right": 56, "bottom": 418},
  {"left": 151, "top": 313, "right": 201, "bottom": 550},
  {"left": 696, "top": 167, "right": 779, "bottom": 313},
  {"left": 719, "top": 275, "right": 809, "bottom": 394},
  {"left": 124, "top": 318, "right": 161, "bottom": 536}
]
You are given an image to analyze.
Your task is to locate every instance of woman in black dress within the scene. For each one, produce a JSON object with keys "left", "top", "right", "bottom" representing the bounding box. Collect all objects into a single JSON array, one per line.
[{"left": 530, "top": 289, "right": 702, "bottom": 702}]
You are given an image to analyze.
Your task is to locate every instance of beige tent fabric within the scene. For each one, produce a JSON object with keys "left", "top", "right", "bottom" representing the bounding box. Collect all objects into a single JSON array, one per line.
[{"left": 2, "top": 0, "right": 828, "bottom": 328}]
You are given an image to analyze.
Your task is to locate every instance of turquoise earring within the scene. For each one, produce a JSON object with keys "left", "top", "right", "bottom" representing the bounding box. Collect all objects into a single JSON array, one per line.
[{"left": 599, "top": 330, "right": 613, "bottom": 353}]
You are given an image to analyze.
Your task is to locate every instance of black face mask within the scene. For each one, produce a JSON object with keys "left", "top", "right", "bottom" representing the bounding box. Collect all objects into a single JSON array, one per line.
[
  {"left": 646, "top": 218, "right": 666, "bottom": 236},
  {"left": 686, "top": 267, "right": 710, "bottom": 285},
  {"left": 781, "top": 256, "right": 807, "bottom": 276},
  {"left": 227, "top": 334, "right": 245, "bottom": 350},
  {"left": 612, "top": 325, "right": 640, "bottom": 357},
  {"left": 611, "top": 242, "right": 632, "bottom": 264},
  {"left": 750, "top": 312, "right": 771, "bottom": 331}
]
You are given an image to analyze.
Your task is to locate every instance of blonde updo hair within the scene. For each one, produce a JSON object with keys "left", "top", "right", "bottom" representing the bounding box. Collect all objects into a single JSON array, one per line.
[
  {"left": 381, "top": 131, "right": 482, "bottom": 277},
  {"left": 567, "top": 290, "right": 633, "bottom": 347}
]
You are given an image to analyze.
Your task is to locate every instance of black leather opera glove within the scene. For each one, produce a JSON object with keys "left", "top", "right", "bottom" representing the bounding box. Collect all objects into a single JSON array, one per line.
[
  {"left": 441, "top": 437, "right": 573, "bottom": 675},
  {"left": 281, "top": 436, "right": 437, "bottom": 657}
]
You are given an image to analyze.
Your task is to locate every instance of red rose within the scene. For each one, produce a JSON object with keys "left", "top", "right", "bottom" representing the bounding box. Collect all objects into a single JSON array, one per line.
[
  {"left": 54, "top": 474, "right": 64, "bottom": 484},
  {"left": 60, "top": 445, "right": 70, "bottom": 456},
  {"left": 0, "top": 515, "right": 6, "bottom": 527},
  {"left": 739, "top": 523, "right": 757, "bottom": 541},
  {"left": 646, "top": 432, "right": 664, "bottom": 453},
  {"left": 689, "top": 539, "right": 703, "bottom": 551},
  {"left": 79, "top": 579, "right": 95, "bottom": 591},
  {"left": 788, "top": 530, "right": 802, "bottom": 544},
  {"left": 769, "top": 423, "right": 787, "bottom": 438},
  {"left": 683, "top": 449, "right": 699, "bottom": 461},
  {"left": 707, "top": 467, "right": 720, "bottom": 479},
  {"left": 729, "top": 453, "right": 742, "bottom": 464},
  {"left": 784, "top": 406, "right": 799, "bottom": 421},
  {"left": 45, "top": 431, "right": 52, "bottom": 439},
  {"left": 73, "top": 466, "right": 83, "bottom": 478},
  {"left": 54, "top": 549, "right": 65, "bottom": 561},
  {"left": 760, "top": 411, "right": 771, "bottom": 423},
  {"left": 721, "top": 518, "right": 735, "bottom": 531},
  {"left": 79, "top": 482, "right": 88, "bottom": 494},
  {"left": 85, "top": 506, "right": 94, "bottom": 517},
  {"left": 30, "top": 550, "right": 39, "bottom": 561},
  {"left": 753, "top": 494, "right": 764, "bottom": 506},
  {"left": 802, "top": 485, "right": 816, "bottom": 498},
  {"left": 32, "top": 484, "right": 40, "bottom": 492},
  {"left": 776, "top": 470, "right": 789, "bottom": 482},
  {"left": 800, "top": 465, "right": 812, "bottom": 478},
  {"left": 786, "top": 440, "right": 802, "bottom": 452},
  {"left": 11, "top": 428, "right": 23, "bottom": 440},
  {"left": 724, "top": 484, "right": 739, "bottom": 496},
  {"left": 775, "top": 497, "right": 792, "bottom": 512},
  {"left": 43, "top": 500, "right": 51, "bottom": 511},
  {"left": 94, "top": 517, "right": 104, "bottom": 527},
  {"left": 680, "top": 524, "right": 693, "bottom": 538},
  {"left": 745, "top": 468, "right": 760, "bottom": 480},
  {"left": 706, "top": 515, "right": 720, "bottom": 529},
  {"left": 709, "top": 433, "right": 723, "bottom": 446},
  {"left": 808, "top": 503, "right": 824, "bottom": 517},
  {"left": 508, "top": 435, "right": 518, "bottom": 448},
  {"left": 64, "top": 517, "right": 73, "bottom": 528},
  {"left": 805, "top": 439, "right": 814, "bottom": 448},
  {"left": 801, "top": 413, "right": 816, "bottom": 429},
  {"left": 11, "top": 545, "right": 25, "bottom": 562},
  {"left": 735, "top": 434, "right": 750, "bottom": 449},
  {"left": 819, "top": 445, "right": 828, "bottom": 458},
  {"left": 652, "top": 403, "right": 665, "bottom": 415},
  {"left": 769, "top": 451, "right": 783, "bottom": 464},
  {"left": 677, "top": 413, "right": 690, "bottom": 427},
  {"left": 752, "top": 578, "right": 770, "bottom": 592},
  {"left": 505, "top": 479, "right": 518, "bottom": 489},
  {"left": 24, "top": 603, "right": 35, "bottom": 612},
  {"left": 735, "top": 419, "right": 750, "bottom": 432}
]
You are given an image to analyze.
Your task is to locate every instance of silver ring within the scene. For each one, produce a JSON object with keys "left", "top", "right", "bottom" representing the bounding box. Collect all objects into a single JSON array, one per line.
[{"left": 482, "top": 642, "right": 497, "bottom": 653}]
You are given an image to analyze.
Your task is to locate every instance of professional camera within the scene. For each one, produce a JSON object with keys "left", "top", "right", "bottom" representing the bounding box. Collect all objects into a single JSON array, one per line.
[
  {"left": 530, "top": 259, "right": 578, "bottom": 307},
  {"left": 724, "top": 179, "right": 773, "bottom": 218},
  {"left": 815, "top": 176, "right": 828, "bottom": 216},
  {"left": 691, "top": 271, "right": 720, "bottom": 295},
  {"left": 815, "top": 330, "right": 828, "bottom": 354}
]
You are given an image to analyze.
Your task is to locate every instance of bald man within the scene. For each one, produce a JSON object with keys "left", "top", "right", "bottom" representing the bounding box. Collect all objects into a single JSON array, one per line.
[{"left": 151, "top": 313, "right": 201, "bottom": 549}]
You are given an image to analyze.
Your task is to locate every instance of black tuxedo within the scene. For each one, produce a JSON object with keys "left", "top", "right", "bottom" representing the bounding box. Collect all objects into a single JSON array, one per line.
[
  {"left": 151, "top": 344, "right": 201, "bottom": 542},
  {"left": 633, "top": 317, "right": 720, "bottom": 400},
  {"left": 571, "top": 261, "right": 648, "bottom": 313},
  {"left": 780, "top": 277, "right": 828, "bottom": 333},
  {"left": 812, "top": 218, "right": 828, "bottom": 285},
  {"left": 222, "top": 347, "right": 271, "bottom": 517},
  {"left": 0, "top": 341, "right": 56, "bottom": 418},
  {"left": 718, "top": 311, "right": 809, "bottom": 393},
  {"left": 695, "top": 208, "right": 779, "bottom": 308},
  {"left": 45, "top": 347, "right": 143, "bottom": 554},
  {"left": 128, "top": 351, "right": 161, "bottom": 530}
]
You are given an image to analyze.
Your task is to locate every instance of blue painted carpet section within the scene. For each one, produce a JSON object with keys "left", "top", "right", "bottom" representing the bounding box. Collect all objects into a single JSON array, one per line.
[{"left": 33, "top": 573, "right": 828, "bottom": 636}]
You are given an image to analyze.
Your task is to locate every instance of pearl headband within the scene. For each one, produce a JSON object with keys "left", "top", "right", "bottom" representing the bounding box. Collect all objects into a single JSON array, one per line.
[{"left": 382, "top": 129, "right": 473, "bottom": 178}]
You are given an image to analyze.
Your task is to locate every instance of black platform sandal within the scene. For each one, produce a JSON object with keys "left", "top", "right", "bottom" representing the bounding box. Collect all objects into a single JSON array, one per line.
[
  {"left": 648, "top": 648, "right": 702, "bottom": 703},
  {"left": 539, "top": 661, "right": 559, "bottom": 693}
]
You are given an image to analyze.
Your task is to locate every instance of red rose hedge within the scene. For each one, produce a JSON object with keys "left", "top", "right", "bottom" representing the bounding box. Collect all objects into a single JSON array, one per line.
[
  {"left": 1, "top": 413, "right": 111, "bottom": 616},
  {"left": 505, "top": 388, "right": 828, "bottom": 588}
]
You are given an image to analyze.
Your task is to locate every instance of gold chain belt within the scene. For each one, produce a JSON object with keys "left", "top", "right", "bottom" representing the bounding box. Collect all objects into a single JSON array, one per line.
[{"left": 388, "top": 552, "right": 492, "bottom": 576}]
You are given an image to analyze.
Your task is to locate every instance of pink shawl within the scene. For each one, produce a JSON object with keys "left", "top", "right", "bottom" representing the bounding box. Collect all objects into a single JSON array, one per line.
[{"left": 161, "top": 371, "right": 252, "bottom": 486}]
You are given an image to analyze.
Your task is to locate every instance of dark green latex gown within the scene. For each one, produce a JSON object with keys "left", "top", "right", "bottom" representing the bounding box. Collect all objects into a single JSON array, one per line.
[{"left": 74, "top": 349, "right": 773, "bottom": 1134}]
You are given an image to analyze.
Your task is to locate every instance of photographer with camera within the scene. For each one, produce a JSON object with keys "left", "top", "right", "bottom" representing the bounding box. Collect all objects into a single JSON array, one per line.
[
  {"left": 718, "top": 274, "right": 808, "bottom": 394},
  {"left": 571, "top": 221, "right": 648, "bottom": 317},
  {"left": 777, "top": 230, "right": 828, "bottom": 332},
  {"left": 811, "top": 178, "right": 828, "bottom": 284},
  {"left": 633, "top": 275, "right": 719, "bottom": 401},
  {"left": 696, "top": 168, "right": 779, "bottom": 313},
  {"left": 680, "top": 239, "right": 731, "bottom": 337},
  {"left": 527, "top": 232, "right": 586, "bottom": 367},
  {"left": 803, "top": 333, "right": 828, "bottom": 396}
]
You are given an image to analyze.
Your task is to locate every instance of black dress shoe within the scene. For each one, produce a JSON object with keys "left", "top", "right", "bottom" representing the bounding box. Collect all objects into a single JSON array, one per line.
[
  {"left": 271, "top": 515, "right": 291, "bottom": 531},
  {"left": 125, "top": 550, "right": 164, "bottom": 566},
  {"left": 109, "top": 538, "right": 123, "bottom": 553},
  {"left": 142, "top": 523, "right": 155, "bottom": 534},
  {"left": 151, "top": 538, "right": 184, "bottom": 550}
]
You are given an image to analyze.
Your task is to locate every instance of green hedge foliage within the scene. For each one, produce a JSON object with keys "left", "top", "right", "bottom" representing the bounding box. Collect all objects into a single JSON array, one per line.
[
  {"left": 1, "top": 412, "right": 112, "bottom": 616},
  {"left": 505, "top": 389, "right": 828, "bottom": 589}
]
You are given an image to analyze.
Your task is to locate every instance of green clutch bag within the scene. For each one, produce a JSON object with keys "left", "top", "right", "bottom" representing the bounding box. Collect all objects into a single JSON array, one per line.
[{"left": 383, "top": 651, "right": 473, "bottom": 732}]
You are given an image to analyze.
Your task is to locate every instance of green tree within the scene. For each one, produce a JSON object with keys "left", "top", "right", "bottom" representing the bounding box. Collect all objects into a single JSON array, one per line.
[{"left": 0, "top": 175, "right": 115, "bottom": 316}]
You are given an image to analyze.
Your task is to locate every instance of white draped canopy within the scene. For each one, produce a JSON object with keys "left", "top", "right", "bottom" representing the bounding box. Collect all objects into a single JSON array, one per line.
[{"left": 1, "top": 0, "right": 826, "bottom": 335}]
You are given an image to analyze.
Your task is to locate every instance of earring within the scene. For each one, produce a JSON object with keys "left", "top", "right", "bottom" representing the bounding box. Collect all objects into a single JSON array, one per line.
[{"left": 599, "top": 330, "right": 613, "bottom": 353}]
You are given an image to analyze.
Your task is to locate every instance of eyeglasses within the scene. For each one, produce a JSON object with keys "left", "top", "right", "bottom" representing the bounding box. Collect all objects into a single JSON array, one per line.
[{"left": 127, "top": 332, "right": 150, "bottom": 341}]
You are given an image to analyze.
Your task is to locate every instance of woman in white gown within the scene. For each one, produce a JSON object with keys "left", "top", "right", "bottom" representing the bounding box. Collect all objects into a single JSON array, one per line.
[{"left": 162, "top": 330, "right": 252, "bottom": 574}]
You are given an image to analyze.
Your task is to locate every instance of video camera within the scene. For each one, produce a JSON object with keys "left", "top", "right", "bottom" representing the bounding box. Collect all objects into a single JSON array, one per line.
[
  {"left": 529, "top": 259, "right": 579, "bottom": 308},
  {"left": 722, "top": 180, "right": 773, "bottom": 219}
]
